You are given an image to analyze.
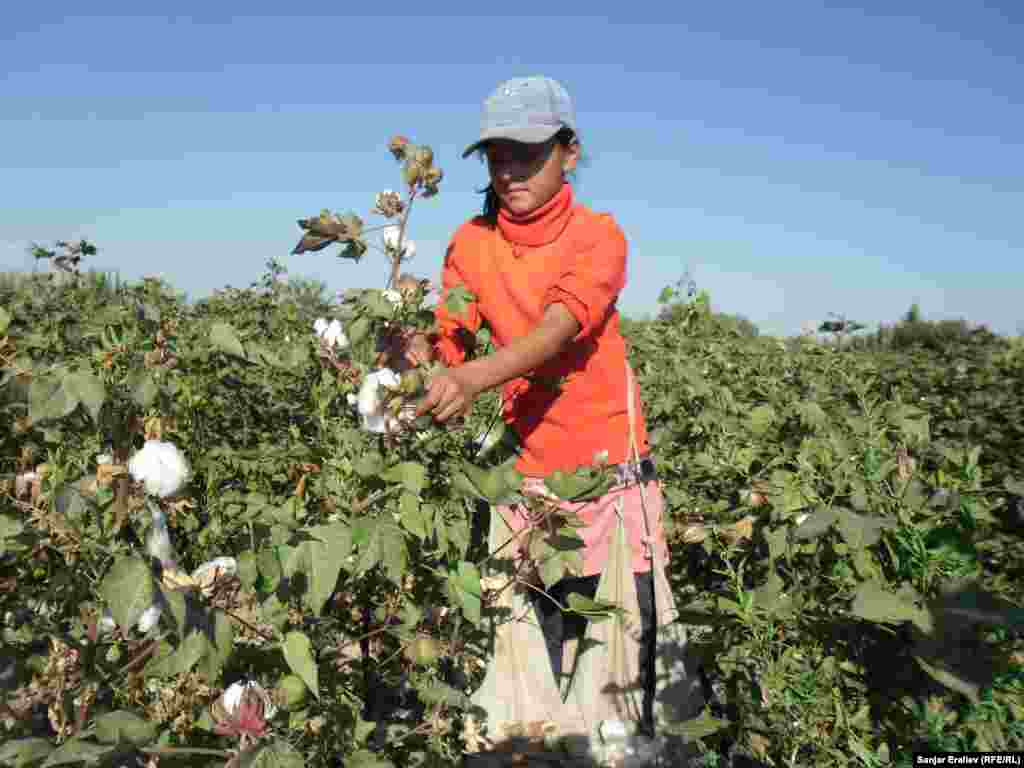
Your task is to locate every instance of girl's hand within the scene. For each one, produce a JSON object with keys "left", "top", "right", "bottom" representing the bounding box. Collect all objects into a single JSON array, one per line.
[{"left": 415, "top": 367, "right": 482, "bottom": 423}]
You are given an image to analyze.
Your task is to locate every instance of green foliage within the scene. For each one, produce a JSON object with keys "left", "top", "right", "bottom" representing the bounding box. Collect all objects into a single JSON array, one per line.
[{"left": 2, "top": 149, "right": 1022, "bottom": 767}]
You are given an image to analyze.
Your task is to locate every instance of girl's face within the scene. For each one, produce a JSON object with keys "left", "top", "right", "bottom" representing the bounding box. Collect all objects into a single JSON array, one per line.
[{"left": 484, "top": 136, "right": 580, "bottom": 216}]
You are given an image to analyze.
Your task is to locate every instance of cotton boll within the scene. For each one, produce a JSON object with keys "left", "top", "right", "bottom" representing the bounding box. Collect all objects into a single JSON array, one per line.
[
  {"left": 128, "top": 440, "right": 190, "bottom": 498},
  {"left": 313, "top": 317, "right": 329, "bottom": 337},
  {"left": 324, "top": 319, "right": 349, "bottom": 350},
  {"left": 136, "top": 604, "right": 163, "bottom": 633},
  {"left": 220, "top": 680, "right": 277, "bottom": 720},
  {"left": 382, "top": 289, "right": 403, "bottom": 307},
  {"left": 357, "top": 369, "right": 402, "bottom": 433},
  {"left": 97, "top": 610, "right": 117, "bottom": 635},
  {"left": 382, "top": 226, "right": 401, "bottom": 251}
]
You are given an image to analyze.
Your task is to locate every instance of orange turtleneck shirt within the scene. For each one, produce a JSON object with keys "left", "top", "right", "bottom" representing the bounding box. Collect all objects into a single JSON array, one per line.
[{"left": 430, "top": 183, "right": 652, "bottom": 478}]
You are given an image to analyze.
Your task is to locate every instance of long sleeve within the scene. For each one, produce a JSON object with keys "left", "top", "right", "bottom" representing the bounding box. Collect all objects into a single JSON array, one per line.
[
  {"left": 431, "top": 237, "right": 482, "bottom": 367},
  {"left": 541, "top": 213, "right": 627, "bottom": 343}
]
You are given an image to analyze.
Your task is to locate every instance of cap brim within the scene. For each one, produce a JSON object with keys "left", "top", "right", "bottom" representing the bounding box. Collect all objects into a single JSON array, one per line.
[{"left": 461, "top": 124, "right": 562, "bottom": 159}]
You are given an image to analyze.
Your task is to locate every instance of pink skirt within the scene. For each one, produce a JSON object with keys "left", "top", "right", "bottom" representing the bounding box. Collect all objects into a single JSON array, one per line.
[{"left": 492, "top": 477, "right": 671, "bottom": 578}]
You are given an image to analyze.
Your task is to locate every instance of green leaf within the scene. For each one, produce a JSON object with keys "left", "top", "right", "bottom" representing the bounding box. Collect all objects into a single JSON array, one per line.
[
  {"left": 566, "top": 592, "right": 622, "bottom": 623},
  {"left": 398, "top": 492, "right": 431, "bottom": 541},
  {"left": 415, "top": 679, "right": 472, "bottom": 709},
  {"left": 284, "top": 523, "right": 352, "bottom": 616},
  {"left": 144, "top": 630, "right": 209, "bottom": 678},
  {"left": 282, "top": 631, "right": 319, "bottom": 701},
  {"left": 210, "top": 321, "right": 247, "bottom": 359},
  {"left": 835, "top": 508, "right": 895, "bottom": 549},
  {"left": 99, "top": 556, "right": 156, "bottom": 631},
  {"left": 95, "top": 711, "right": 157, "bottom": 746},
  {"left": 0, "top": 515, "right": 25, "bottom": 558},
  {"left": 347, "top": 316, "right": 372, "bottom": 347},
  {"left": 162, "top": 588, "right": 189, "bottom": 637},
  {"left": 352, "top": 451, "right": 385, "bottom": 479},
  {"left": 343, "top": 751, "right": 396, "bottom": 768},
  {"left": 40, "top": 739, "right": 112, "bottom": 767},
  {"left": 763, "top": 525, "right": 788, "bottom": 562},
  {"left": 850, "top": 581, "right": 931, "bottom": 632},
  {"left": 197, "top": 609, "right": 234, "bottom": 681},
  {"left": 365, "top": 290, "right": 399, "bottom": 319},
  {"left": 28, "top": 373, "right": 77, "bottom": 424},
  {"left": 749, "top": 404, "right": 776, "bottom": 435},
  {"left": 794, "top": 401, "right": 828, "bottom": 431},
  {"left": 450, "top": 561, "right": 482, "bottom": 626},
  {"left": 353, "top": 519, "right": 407, "bottom": 585},
  {"left": 237, "top": 741, "right": 306, "bottom": 768},
  {"left": 442, "top": 284, "right": 476, "bottom": 319},
  {"left": 0, "top": 738, "right": 53, "bottom": 768},
  {"left": 237, "top": 551, "right": 259, "bottom": 589},
  {"left": 248, "top": 344, "right": 284, "bottom": 367},
  {"left": 663, "top": 708, "right": 731, "bottom": 741},
  {"left": 792, "top": 507, "right": 839, "bottom": 541},
  {"left": 256, "top": 548, "right": 283, "bottom": 593},
  {"left": 542, "top": 466, "right": 615, "bottom": 503},
  {"left": 0, "top": 307, "right": 10, "bottom": 335},
  {"left": 63, "top": 370, "right": 104, "bottom": 424},
  {"left": 380, "top": 461, "right": 427, "bottom": 495},
  {"left": 127, "top": 369, "right": 159, "bottom": 408},
  {"left": 752, "top": 572, "right": 795, "bottom": 617},
  {"left": 452, "top": 458, "right": 523, "bottom": 505}
]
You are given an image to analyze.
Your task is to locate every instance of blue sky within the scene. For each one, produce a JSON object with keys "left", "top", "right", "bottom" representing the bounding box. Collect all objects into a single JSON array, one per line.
[{"left": 2, "top": 3, "right": 1022, "bottom": 336}]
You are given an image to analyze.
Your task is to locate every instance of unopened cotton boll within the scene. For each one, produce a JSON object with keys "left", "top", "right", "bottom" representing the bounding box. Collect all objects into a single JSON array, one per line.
[{"left": 128, "top": 440, "right": 190, "bottom": 498}]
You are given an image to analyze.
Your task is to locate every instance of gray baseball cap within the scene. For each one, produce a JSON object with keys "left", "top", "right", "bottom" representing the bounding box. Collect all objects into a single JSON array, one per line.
[{"left": 462, "top": 76, "right": 577, "bottom": 159}]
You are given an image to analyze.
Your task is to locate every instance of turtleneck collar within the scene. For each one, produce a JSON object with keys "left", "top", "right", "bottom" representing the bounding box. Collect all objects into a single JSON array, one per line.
[{"left": 496, "top": 182, "right": 575, "bottom": 247}]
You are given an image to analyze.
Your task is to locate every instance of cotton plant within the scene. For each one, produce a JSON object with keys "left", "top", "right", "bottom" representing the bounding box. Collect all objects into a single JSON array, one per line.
[{"left": 97, "top": 440, "right": 239, "bottom": 636}]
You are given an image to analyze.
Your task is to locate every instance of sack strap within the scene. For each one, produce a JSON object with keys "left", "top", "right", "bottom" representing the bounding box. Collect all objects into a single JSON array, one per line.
[{"left": 625, "top": 362, "right": 654, "bottom": 561}]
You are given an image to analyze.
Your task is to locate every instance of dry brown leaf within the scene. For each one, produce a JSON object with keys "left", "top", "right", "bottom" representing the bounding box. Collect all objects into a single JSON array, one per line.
[{"left": 721, "top": 515, "right": 756, "bottom": 543}]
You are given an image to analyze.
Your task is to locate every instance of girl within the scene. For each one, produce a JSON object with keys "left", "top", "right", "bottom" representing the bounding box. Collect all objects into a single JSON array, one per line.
[{"left": 406, "top": 75, "right": 675, "bottom": 738}]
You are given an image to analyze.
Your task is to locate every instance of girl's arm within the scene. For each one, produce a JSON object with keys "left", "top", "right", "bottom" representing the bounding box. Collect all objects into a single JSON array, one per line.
[{"left": 414, "top": 303, "right": 580, "bottom": 423}]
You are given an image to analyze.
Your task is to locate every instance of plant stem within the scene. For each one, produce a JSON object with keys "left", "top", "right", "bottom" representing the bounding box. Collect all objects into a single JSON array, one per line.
[
  {"left": 352, "top": 484, "right": 403, "bottom": 514},
  {"left": 142, "top": 747, "right": 231, "bottom": 758},
  {"left": 387, "top": 188, "right": 418, "bottom": 289},
  {"left": 323, "top": 625, "right": 392, "bottom": 658}
]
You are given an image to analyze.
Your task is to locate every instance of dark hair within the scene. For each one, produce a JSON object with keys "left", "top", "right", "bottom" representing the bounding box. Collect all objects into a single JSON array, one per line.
[{"left": 474, "top": 126, "right": 586, "bottom": 226}]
